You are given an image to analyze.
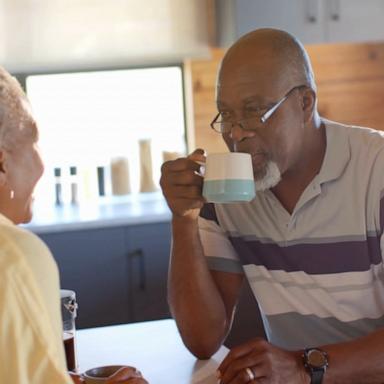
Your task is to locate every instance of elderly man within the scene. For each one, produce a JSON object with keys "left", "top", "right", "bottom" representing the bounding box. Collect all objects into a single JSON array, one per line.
[{"left": 160, "top": 28, "right": 384, "bottom": 383}]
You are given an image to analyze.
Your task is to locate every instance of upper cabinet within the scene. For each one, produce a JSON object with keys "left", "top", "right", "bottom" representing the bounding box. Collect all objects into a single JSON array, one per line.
[
  {"left": 1, "top": 0, "right": 212, "bottom": 72},
  {"left": 217, "top": 0, "right": 384, "bottom": 46},
  {"left": 325, "top": 0, "right": 384, "bottom": 43},
  {"left": 235, "top": 0, "right": 325, "bottom": 44}
]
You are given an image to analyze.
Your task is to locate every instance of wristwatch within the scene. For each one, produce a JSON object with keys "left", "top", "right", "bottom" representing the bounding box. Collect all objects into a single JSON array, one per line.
[{"left": 303, "top": 348, "right": 329, "bottom": 384}]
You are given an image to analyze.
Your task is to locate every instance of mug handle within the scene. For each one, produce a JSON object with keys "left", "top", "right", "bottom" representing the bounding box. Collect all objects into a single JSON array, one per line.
[{"left": 194, "top": 160, "right": 205, "bottom": 177}]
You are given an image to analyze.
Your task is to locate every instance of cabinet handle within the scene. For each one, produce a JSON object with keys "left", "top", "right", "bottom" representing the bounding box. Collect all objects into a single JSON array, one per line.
[
  {"left": 128, "top": 249, "right": 146, "bottom": 291},
  {"left": 329, "top": 0, "right": 340, "bottom": 21},
  {"left": 306, "top": 0, "right": 319, "bottom": 23}
]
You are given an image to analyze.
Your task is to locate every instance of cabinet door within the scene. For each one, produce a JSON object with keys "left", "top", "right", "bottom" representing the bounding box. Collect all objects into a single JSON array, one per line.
[
  {"left": 39, "top": 228, "right": 129, "bottom": 328},
  {"left": 235, "top": 0, "right": 325, "bottom": 44},
  {"left": 325, "top": 0, "right": 384, "bottom": 43},
  {"left": 126, "top": 222, "right": 171, "bottom": 322}
]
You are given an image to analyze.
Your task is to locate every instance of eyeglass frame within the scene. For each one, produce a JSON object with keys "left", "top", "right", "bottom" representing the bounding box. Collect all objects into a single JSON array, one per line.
[{"left": 210, "top": 84, "right": 308, "bottom": 134}]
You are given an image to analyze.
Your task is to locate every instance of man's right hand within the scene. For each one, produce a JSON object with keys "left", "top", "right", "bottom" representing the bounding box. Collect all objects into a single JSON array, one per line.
[{"left": 160, "top": 148, "right": 206, "bottom": 220}]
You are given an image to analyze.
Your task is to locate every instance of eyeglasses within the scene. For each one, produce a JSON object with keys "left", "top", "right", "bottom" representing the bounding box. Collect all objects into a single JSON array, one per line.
[{"left": 210, "top": 85, "right": 307, "bottom": 134}]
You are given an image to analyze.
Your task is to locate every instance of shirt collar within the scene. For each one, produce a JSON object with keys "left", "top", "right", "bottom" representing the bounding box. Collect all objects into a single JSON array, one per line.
[
  {"left": 0, "top": 212, "right": 15, "bottom": 226},
  {"left": 317, "top": 119, "right": 351, "bottom": 185}
]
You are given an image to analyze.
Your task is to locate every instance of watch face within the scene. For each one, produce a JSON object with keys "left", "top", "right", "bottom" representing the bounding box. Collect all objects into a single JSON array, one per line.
[{"left": 307, "top": 349, "right": 327, "bottom": 368}]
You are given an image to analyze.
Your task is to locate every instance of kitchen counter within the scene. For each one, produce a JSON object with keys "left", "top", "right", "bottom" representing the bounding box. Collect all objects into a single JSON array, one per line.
[{"left": 24, "top": 192, "right": 172, "bottom": 234}]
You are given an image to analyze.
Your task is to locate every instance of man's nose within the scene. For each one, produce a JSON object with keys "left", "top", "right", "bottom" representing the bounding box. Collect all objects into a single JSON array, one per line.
[{"left": 229, "top": 123, "right": 256, "bottom": 141}]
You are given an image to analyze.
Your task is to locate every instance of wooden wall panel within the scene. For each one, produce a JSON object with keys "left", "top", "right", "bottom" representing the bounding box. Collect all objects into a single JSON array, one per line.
[{"left": 187, "top": 42, "right": 384, "bottom": 154}]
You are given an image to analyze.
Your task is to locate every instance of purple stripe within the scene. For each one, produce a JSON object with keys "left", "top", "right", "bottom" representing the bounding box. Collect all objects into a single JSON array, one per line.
[
  {"left": 380, "top": 194, "right": 384, "bottom": 235},
  {"left": 200, "top": 203, "right": 218, "bottom": 224},
  {"left": 229, "top": 235, "right": 382, "bottom": 274}
]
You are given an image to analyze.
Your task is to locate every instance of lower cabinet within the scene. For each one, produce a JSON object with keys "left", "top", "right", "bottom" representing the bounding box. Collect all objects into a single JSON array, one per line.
[
  {"left": 39, "top": 220, "right": 263, "bottom": 346},
  {"left": 127, "top": 224, "right": 172, "bottom": 322},
  {"left": 38, "top": 222, "right": 172, "bottom": 329}
]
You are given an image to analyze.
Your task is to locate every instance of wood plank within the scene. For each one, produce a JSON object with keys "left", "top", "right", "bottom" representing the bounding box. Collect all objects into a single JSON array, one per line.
[
  {"left": 307, "top": 42, "right": 384, "bottom": 83},
  {"left": 187, "top": 42, "right": 384, "bottom": 153}
]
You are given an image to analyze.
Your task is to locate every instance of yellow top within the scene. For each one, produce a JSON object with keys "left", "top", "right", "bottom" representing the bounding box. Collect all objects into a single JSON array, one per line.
[{"left": 0, "top": 213, "right": 72, "bottom": 383}]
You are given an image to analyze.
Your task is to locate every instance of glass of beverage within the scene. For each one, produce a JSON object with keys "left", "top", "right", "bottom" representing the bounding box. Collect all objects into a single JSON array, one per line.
[{"left": 61, "top": 289, "right": 78, "bottom": 372}]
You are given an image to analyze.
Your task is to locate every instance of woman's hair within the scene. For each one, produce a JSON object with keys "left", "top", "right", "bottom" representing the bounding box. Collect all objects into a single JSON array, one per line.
[{"left": 0, "top": 67, "right": 27, "bottom": 149}]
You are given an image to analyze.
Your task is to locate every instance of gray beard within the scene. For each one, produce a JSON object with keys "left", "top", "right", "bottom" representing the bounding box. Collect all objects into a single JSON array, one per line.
[{"left": 255, "top": 161, "right": 281, "bottom": 191}]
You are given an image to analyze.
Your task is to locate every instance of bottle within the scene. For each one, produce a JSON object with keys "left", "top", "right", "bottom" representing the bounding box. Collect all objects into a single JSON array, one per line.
[
  {"left": 54, "top": 167, "right": 62, "bottom": 206},
  {"left": 139, "top": 139, "right": 157, "bottom": 193},
  {"left": 69, "top": 166, "right": 78, "bottom": 204},
  {"left": 97, "top": 166, "right": 105, "bottom": 197},
  {"left": 111, "top": 157, "right": 131, "bottom": 195}
]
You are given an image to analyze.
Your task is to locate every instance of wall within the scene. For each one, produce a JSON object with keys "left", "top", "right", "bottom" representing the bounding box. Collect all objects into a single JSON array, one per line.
[{"left": 186, "top": 42, "right": 384, "bottom": 154}]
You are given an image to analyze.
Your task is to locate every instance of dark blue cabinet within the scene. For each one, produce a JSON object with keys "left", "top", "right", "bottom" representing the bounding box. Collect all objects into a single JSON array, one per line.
[
  {"left": 39, "top": 222, "right": 171, "bottom": 329},
  {"left": 127, "top": 223, "right": 171, "bottom": 322}
]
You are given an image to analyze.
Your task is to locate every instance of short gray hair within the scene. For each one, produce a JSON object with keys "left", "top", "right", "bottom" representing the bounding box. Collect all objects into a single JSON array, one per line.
[{"left": 0, "top": 66, "right": 27, "bottom": 148}]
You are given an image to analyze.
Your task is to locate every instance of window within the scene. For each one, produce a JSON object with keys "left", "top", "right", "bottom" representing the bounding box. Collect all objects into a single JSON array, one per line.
[{"left": 26, "top": 66, "right": 186, "bottom": 205}]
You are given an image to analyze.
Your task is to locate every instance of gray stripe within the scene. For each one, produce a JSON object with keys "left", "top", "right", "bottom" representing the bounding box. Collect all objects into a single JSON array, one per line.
[
  {"left": 247, "top": 267, "right": 384, "bottom": 293},
  {"left": 264, "top": 312, "right": 384, "bottom": 350},
  {"left": 206, "top": 257, "right": 244, "bottom": 274}
]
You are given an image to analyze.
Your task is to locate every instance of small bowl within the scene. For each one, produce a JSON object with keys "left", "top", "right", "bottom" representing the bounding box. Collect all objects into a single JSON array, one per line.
[{"left": 83, "top": 365, "right": 125, "bottom": 383}]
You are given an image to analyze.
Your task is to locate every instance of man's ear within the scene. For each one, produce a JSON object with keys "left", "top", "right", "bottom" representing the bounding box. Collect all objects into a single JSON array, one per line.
[{"left": 302, "top": 88, "right": 317, "bottom": 123}]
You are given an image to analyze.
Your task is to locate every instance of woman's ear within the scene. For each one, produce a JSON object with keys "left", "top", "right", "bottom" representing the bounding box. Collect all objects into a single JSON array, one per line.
[
  {"left": 302, "top": 87, "right": 317, "bottom": 123},
  {"left": 0, "top": 150, "right": 8, "bottom": 187}
]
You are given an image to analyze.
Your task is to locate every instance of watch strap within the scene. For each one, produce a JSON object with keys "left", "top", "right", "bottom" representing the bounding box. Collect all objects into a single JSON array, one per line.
[{"left": 311, "top": 368, "right": 324, "bottom": 384}]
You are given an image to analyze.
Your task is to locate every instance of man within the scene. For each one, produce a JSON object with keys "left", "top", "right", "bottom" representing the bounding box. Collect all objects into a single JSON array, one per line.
[{"left": 160, "top": 28, "right": 384, "bottom": 383}]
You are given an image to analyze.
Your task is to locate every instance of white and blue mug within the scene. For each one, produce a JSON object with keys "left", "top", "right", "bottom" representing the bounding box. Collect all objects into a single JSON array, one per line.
[{"left": 202, "top": 152, "right": 255, "bottom": 203}]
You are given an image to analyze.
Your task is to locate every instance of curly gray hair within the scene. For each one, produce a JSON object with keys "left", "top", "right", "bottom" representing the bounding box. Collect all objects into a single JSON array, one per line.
[{"left": 0, "top": 66, "right": 28, "bottom": 149}]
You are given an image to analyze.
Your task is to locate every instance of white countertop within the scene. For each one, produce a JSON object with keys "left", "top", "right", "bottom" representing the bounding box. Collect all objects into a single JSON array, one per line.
[
  {"left": 24, "top": 192, "right": 172, "bottom": 234},
  {"left": 77, "top": 319, "right": 229, "bottom": 384}
]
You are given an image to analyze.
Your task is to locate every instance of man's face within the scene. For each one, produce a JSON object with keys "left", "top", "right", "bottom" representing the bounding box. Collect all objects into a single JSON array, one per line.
[{"left": 216, "top": 57, "right": 306, "bottom": 186}]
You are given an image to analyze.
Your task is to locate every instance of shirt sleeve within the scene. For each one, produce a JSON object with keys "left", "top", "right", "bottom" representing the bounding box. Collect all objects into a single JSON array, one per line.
[
  {"left": 0, "top": 262, "right": 73, "bottom": 384},
  {"left": 199, "top": 203, "right": 243, "bottom": 274}
]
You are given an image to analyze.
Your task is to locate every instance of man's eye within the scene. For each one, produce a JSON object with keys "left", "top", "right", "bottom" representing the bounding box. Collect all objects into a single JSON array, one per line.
[
  {"left": 220, "top": 112, "right": 231, "bottom": 120},
  {"left": 246, "top": 106, "right": 263, "bottom": 113}
]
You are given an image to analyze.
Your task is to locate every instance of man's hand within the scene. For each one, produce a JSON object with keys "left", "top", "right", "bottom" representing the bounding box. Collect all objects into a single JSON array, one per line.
[
  {"left": 160, "top": 148, "right": 206, "bottom": 220},
  {"left": 217, "top": 338, "right": 309, "bottom": 384}
]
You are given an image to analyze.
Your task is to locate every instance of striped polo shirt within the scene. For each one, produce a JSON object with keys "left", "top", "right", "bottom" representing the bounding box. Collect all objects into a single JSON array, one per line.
[{"left": 199, "top": 119, "right": 384, "bottom": 350}]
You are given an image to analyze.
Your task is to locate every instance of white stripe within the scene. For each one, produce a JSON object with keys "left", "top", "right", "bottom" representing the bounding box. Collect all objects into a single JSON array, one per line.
[
  {"left": 246, "top": 264, "right": 384, "bottom": 289},
  {"left": 198, "top": 216, "right": 239, "bottom": 262},
  {"left": 245, "top": 265, "right": 384, "bottom": 321}
]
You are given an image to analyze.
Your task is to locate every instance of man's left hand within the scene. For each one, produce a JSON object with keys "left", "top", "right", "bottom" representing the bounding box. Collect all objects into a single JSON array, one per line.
[{"left": 217, "top": 337, "right": 309, "bottom": 383}]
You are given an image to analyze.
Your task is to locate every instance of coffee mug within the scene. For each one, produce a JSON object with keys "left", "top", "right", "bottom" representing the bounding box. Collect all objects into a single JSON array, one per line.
[
  {"left": 202, "top": 152, "right": 255, "bottom": 203},
  {"left": 83, "top": 365, "right": 125, "bottom": 383}
]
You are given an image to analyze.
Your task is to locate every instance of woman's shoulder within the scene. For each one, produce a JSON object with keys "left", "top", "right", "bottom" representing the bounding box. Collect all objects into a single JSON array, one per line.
[
  {"left": 0, "top": 220, "right": 46, "bottom": 247},
  {"left": 0, "top": 221, "right": 52, "bottom": 263}
]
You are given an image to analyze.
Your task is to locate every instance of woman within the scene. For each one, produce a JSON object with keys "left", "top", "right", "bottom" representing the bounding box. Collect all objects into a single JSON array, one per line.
[{"left": 0, "top": 67, "right": 147, "bottom": 384}]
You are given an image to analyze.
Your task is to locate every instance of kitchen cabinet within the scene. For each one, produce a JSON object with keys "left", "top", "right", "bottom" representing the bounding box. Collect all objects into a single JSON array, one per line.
[
  {"left": 126, "top": 223, "right": 172, "bottom": 322},
  {"left": 39, "top": 219, "right": 264, "bottom": 345},
  {"left": 220, "top": 0, "right": 384, "bottom": 45},
  {"left": 39, "top": 222, "right": 172, "bottom": 329}
]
